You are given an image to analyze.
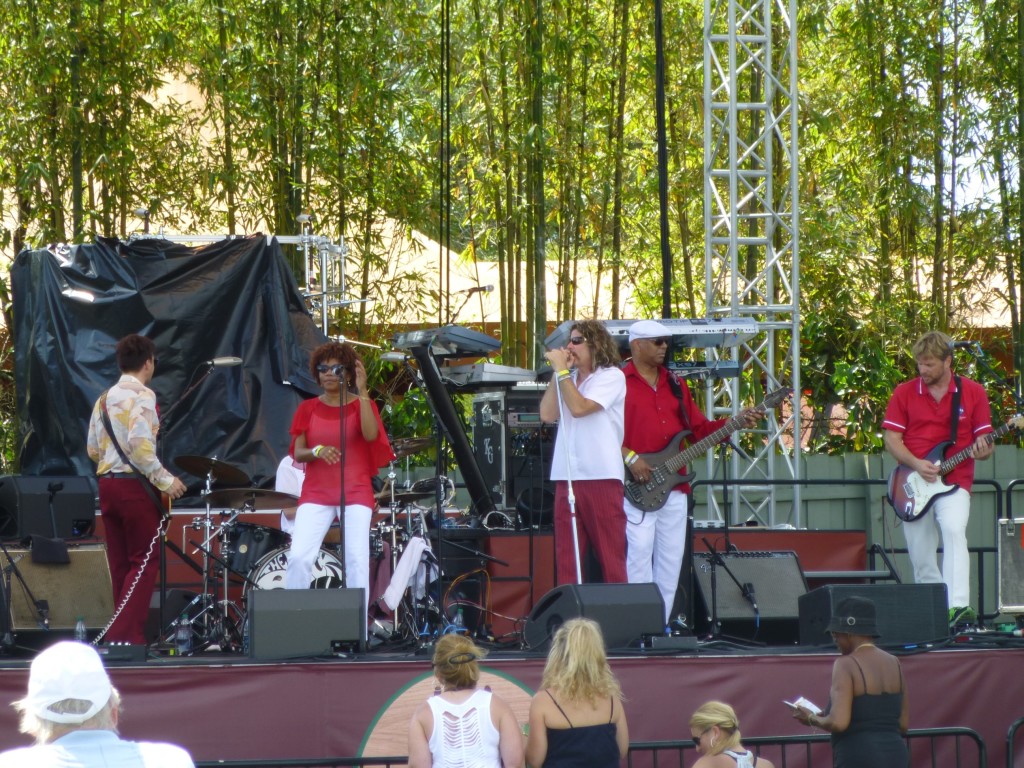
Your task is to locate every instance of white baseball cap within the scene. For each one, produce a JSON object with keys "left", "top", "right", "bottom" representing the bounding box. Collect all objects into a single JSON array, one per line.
[
  {"left": 628, "top": 319, "right": 673, "bottom": 342},
  {"left": 24, "top": 641, "right": 112, "bottom": 724}
]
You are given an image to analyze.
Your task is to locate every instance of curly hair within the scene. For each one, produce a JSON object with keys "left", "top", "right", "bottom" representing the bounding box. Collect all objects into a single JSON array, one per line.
[
  {"left": 432, "top": 633, "right": 486, "bottom": 691},
  {"left": 911, "top": 331, "right": 954, "bottom": 362},
  {"left": 571, "top": 320, "right": 620, "bottom": 369},
  {"left": 540, "top": 618, "right": 622, "bottom": 703},
  {"left": 689, "top": 700, "right": 743, "bottom": 755},
  {"left": 309, "top": 342, "right": 361, "bottom": 391}
]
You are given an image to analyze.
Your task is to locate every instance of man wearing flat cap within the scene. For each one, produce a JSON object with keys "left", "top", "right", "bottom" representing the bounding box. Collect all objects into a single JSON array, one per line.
[
  {"left": 0, "top": 641, "right": 195, "bottom": 767},
  {"left": 621, "top": 319, "right": 761, "bottom": 625}
]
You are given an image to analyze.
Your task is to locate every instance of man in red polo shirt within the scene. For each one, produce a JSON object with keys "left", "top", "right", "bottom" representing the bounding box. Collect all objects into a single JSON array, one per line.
[
  {"left": 621, "top": 320, "right": 759, "bottom": 624},
  {"left": 882, "top": 330, "right": 994, "bottom": 628}
]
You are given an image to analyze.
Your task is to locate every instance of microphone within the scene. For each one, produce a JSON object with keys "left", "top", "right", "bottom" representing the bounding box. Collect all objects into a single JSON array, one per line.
[
  {"left": 47, "top": 482, "right": 64, "bottom": 494},
  {"left": 742, "top": 582, "right": 758, "bottom": 612},
  {"left": 380, "top": 352, "right": 408, "bottom": 364},
  {"left": 205, "top": 357, "right": 244, "bottom": 367},
  {"left": 455, "top": 284, "right": 495, "bottom": 295},
  {"left": 951, "top": 341, "right": 980, "bottom": 349}
]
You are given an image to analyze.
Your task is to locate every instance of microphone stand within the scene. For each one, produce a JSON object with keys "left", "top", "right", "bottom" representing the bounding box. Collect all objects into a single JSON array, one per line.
[
  {"left": 553, "top": 371, "right": 583, "bottom": 584},
  {"left": 701, "top": 537, "right": 761, "bottom": 645}
]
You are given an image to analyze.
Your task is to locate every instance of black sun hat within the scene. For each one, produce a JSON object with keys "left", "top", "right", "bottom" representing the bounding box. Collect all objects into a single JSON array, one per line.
[{"left": 825, "top": 596, "right": 881, "bottom": 637}]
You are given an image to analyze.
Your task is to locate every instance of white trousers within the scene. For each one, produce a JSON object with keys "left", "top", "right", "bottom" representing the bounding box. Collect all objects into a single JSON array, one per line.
[
  {"left": 285, "top": 502, "right": 372, "bottom": 612},
  {"left": 902, "top": 487, "right": 971, "bottom": 609},
  {"left": 625, "top": 490, "right": 688, "bottom": 624}
]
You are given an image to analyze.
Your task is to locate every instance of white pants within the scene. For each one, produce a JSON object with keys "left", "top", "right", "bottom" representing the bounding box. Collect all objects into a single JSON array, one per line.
[
  {"left": 902, "top": 487, "right": 971, "bottom": 609},
  {"left": 285, "top": 502, "right": 372, "bottom": 613},
  {"left": 625, "top": 490, "right": 688, "bottom": 624}
]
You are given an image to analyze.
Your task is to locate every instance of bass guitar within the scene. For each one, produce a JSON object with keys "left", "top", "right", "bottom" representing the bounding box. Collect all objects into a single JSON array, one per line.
[
  {"left": 886, "top": 414, "right": 1024, "bottom": 522},
  {"left": 624, "top": 387, "right": 793, "bottom": 513}
]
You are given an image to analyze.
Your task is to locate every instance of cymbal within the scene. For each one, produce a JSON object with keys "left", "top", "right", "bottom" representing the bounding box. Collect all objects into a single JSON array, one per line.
[
  {"left": 375, "top": 488, "right": 433, "bottom": 504},
  {"left": 206, "top": 487, "right": 299, "bottom": 510},
  {"left": 392, "top": 437, "right": 433, "bottom": 459},
  {"left": 175, "top": 455, "right": 250, "bottom": 486}
]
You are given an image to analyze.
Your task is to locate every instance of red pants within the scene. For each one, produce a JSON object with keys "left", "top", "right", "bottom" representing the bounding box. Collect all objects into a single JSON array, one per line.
[
  {"left": 553, "top": 479, "right": 627, "bottom": 585},
  {"left": 99, "top": 476, "right": 164, "bottom": 644}
]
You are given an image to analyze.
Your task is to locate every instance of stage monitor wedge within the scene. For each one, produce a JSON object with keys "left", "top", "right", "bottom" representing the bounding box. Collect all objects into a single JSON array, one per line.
[
  {"left": 798, "top": 584, "right": 948, "bottom": 647},
  {"left": 248, "top": 588, "right": 365, "bottom": 659},
  {"left": 0, "top": 475, "right": 96, "bottom": 540},
  {"left": 524, "top": 583, "right": 664, "bottom": 651}
]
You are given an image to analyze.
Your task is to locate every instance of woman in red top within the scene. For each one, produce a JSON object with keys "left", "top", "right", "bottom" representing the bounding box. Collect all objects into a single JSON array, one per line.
[{"left": 284, "top": 342, "right": 395, "bottom": 608}]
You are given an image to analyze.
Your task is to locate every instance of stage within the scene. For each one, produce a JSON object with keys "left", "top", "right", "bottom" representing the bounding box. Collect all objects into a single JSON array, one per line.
[{"left": 0, "top": 641, "right": 1018, "bottom": 767}]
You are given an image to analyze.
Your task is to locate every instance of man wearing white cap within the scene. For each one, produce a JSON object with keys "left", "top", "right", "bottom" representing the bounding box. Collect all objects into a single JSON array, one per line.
[
  {"left": 621, "top": 320, "right": 760, "bottom": 624},
  {"left": 0, "top": 641, "right": 195, "bottom": 767}
]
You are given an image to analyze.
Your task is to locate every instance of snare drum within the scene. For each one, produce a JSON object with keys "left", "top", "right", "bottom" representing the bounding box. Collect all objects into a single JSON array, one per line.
[
  {"left": 223, "top": 523, "right": 290, "bottom": 574},
  {"left": 245, "top": 546, "right": 345, "bottom": 592}
]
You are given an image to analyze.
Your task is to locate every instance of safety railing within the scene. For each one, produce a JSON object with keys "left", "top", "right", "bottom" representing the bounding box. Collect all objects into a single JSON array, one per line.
[
  {"left": 1007, "top": 716, "right": 1024, "bottom": 768},
  {"left": 626, "top": 726, "right": 987, "bottom": 768}
]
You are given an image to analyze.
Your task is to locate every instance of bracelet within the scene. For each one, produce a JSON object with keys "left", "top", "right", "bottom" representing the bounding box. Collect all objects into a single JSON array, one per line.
[
  {"left": 624, "top": 450, "right": 638, "bottom": 466},
  {"left": 555, "top": 369, "right": 570, "bottom": 380},
  {"left": 312, "top": 445, "right": 325, "bottom": 458}
]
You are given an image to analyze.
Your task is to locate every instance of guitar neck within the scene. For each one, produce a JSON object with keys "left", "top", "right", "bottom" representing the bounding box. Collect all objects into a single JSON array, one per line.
[
  {"left": 938, "top": 423, "right": 1010, "bottom": 476},
  {"left": 663, "top": 415, "right": 745, "bottom": 475}
]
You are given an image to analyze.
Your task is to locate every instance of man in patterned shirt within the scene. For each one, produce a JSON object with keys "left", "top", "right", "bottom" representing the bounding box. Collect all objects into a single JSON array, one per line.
[{"left": 87, "top": 335, "right": 186, "bottom": 644}]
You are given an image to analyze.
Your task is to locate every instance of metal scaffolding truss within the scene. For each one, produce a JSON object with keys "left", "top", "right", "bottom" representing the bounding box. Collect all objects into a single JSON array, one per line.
[{"left": 702, "top": 0, "right": 801, "bottom": 527}]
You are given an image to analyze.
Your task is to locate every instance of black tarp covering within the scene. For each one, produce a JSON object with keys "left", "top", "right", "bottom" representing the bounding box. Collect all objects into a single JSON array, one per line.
[{"left": 12, "top": 236, "right": 327, "bottom": 503}]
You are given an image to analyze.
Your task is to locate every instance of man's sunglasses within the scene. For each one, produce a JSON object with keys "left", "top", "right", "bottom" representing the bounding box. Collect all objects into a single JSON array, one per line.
[
  {"left": 316, "top": 364, "right": 345, "bottom": 376},
  {"left": 646, "top": 337, "right": 670, "bottom": 346},
  {"left": 568, "top": 335, "right": 587, "bottom": 346}
]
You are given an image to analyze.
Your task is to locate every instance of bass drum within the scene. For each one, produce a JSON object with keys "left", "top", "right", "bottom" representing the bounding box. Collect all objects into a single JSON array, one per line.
[{"left": 244, "top": 546, "right": 344, "bottom": 593}]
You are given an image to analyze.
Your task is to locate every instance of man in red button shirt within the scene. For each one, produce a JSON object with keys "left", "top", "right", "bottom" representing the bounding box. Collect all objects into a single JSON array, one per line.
[
  {"left": 882, "top": 331, "right": 994, "bottom": 626},
  {"left": 621, "top": 320, "right": 759, "bottom": 624}
]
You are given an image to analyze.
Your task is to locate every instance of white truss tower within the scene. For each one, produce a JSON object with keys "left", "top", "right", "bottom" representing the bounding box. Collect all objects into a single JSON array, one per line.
[{"left": 702, "top": 0, "right": 801, "bottom": 527}]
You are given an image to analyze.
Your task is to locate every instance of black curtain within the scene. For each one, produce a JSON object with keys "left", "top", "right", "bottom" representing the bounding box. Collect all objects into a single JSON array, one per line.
[{"left": 11, "top": 235, "right": 327, "bottom": 503}]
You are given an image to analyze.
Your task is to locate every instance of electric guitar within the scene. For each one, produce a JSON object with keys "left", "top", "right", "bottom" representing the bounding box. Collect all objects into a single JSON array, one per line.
[
  {"left": 624, "top": 387, "right": 793, "bottom": 513},
  {"left": 886, "top": 414, "right": 1024, "bottom": 522}
]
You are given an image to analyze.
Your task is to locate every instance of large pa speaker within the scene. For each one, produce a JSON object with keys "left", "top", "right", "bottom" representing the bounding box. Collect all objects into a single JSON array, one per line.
[
  {"left": 247, "top": 588, "right": 365, "bottom": 659},
  {"left": 692, "top": 551, "right": 807, "bottom": 643},
  {"left": 1, "top": 544, "right": 113, "bottom": 630},
  {"left": 0, "top": 475, "right": 96, "bottom": 539},
  {"left": 798, "top": 583, "right": 949, "bottom": 647},
  {"left": 524, "top": 582, "right": 664, "bottom": 650}
]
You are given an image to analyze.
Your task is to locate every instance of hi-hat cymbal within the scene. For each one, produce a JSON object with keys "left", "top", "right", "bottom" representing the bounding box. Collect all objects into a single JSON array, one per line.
[
  {"left": 206, "top": 487, "right": 299, "bottom": 510},
  {"left": 175, "top": 455, "right": 250, "bottom": 486},
  {"left": 392, "top": 437, "right": 433, "bottom": 459}
]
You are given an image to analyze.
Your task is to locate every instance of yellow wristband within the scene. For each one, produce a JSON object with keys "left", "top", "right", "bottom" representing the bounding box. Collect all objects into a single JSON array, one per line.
[
  {"left": 625, "top": 451, "right": 638, "bottom": 466},
  {"left": 556, "top": 369, "right": 570, "bottom": 378},
  {"left": 313, "top": 445, "right": 325, "bottom": 458}
]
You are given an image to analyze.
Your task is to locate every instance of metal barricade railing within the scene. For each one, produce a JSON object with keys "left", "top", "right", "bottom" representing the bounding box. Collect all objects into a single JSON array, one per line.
[
  {"left": 196, "top": 758, "right": 407, "bottom": 768},
  {"left": 1007, "top": 716, "right": 1024, "bottom": 768},
  {"left": 627, "top": 726, "right": 987, "bottom": 768}
]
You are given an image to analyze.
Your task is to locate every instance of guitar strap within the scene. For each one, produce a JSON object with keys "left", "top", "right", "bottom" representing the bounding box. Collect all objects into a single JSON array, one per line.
[
  {"left": 99, "top": 391, "right": 169, "bottom": 519},
  {"left": 949, "top": 375, "right": 962, "bottom": 446},
  {"left": 666, "top": 369, "right": 692, "bottom": 430}
]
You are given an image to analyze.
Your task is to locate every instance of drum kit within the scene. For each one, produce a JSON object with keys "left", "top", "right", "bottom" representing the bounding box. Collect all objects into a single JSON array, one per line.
[{"left": 164, "top": 435, "right": 445, "bottom": 653}]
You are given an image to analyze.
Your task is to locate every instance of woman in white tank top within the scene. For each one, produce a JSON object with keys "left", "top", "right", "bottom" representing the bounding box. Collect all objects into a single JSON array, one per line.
[
  {"left": 688, "top": 701, "right": 775, "bottom": 768},
  {"left": 408, "top": 634, "right": 524, "bottom": 768}
]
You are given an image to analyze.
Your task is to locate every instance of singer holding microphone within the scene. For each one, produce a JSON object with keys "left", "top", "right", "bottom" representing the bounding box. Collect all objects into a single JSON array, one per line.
[
  {"left": 539, "top": 320, "right": 627, "bottom": 585},
  {"left": 284, "top": 342, "right": 394, "bottom": 610}
]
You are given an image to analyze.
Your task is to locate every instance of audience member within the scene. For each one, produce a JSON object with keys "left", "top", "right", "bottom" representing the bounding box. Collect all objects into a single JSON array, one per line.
[
  {"left": 0, "top": 641, "right": 196, "bottom": 767},
  {"left": 688, "top": 701, "right": 774, "bottom": 768},
  {"left": 408, "top": 634, "right": 524, "bottom": 768},
  {"left": 526, "top": 618, "right": 628, "bottom": 767},
  {"left": 791, "top": 596, "right": 909, "bottom": 768}
]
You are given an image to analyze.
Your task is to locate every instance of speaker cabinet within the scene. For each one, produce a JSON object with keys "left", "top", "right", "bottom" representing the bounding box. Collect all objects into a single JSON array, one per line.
[
  {"left": 146, "top": 589, "right": 199, "bottom": 643},
  {"left": 998, "top": 517, "right": 1024, "bottom": 612},
  {"left": 524, "top": 582, "right": 665, "bottom": 650},
  {"left": 0, "top": 475, "right": 96, "bottom": 539},
  {"left": 247, "top": 588, "right": 365, "bottom": 659},
  {"left": 1, "top": 544, "right": 112, "bottom": 630},
  {"left": 798, "top": 584, "right": 949, "bottom": 646},
  {"left": 692, "top": 551, "right": 807, "bottom": 643}
]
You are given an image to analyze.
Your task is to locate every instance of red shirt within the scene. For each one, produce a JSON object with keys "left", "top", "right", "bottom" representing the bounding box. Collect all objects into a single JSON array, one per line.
[
  {"left": 622, "top": 361, "right": 727, "bottom": 493},
  {"left": 882, "top": 375, "right": 992, "bottom": 492},
  {"left": 289, "top": 397, "right": 395, "bottom": 508}
]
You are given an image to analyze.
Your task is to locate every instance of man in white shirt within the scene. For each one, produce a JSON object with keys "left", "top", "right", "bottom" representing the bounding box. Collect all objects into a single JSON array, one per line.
[{"left": 0, "top": 641, "right": 196, "bottom": 768}]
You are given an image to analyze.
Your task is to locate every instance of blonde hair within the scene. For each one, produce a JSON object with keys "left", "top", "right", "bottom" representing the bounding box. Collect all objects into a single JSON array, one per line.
[
  {"left": 912, "top": 331, "right": 953, "bottom": 362},
  {"left": 13, "top": 689, "right": 121, "bottom": 745},
  {"left": 541, "top": 618, "right": 622, "bottom": 703},
  {"left": 689, "top": 700, "right": 743, "bottom": 756},
  {"left": 432, "top": 634, "right": 485, "bottom": 690}
]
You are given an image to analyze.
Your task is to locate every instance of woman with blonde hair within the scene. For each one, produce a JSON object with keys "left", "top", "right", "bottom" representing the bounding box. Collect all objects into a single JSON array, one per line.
[
  {"left": 526, "top": 618, "right": 629, "bottom": 767},
  {"left": 689, "top": 701, "right": 774, "bottom": 768},
  {"left": 408, "top": 633, "right": 524, "bottom": 768}
]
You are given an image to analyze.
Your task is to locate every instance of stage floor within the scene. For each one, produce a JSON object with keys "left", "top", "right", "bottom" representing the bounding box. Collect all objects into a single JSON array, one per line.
[{"left": 0, "top": 636, "right": 1020, "bottom": 767}]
